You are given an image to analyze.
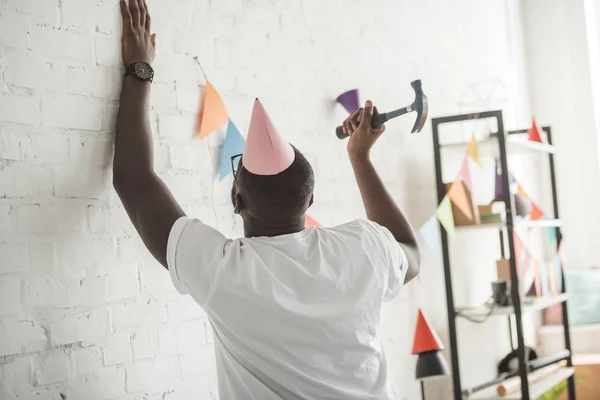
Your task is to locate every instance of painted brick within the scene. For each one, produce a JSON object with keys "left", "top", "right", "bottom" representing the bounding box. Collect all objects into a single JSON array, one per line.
[
  {"left": 18, "top": 204, "right": 84, "bottom": 234},
  {"left": 140, "top": 264, "right": 177, "bottom": 295},
  {"left": 0, "top": 321, "right": 46, "bottom": 357},
  {"left": 70, "top": 347, "right": 101, "bottom": 376},
  {"left": 0, "top": 12, "right": 30, "bottom": 48},
  {"left": 42, "top": 96, "right": 104, "bottom": 131},
  {"left": 66, "top": 369, "right": 125, "bottom": 400},
  {"left": 0, "top": 164, "right": 53, "bottom": 199},
  {"left": 50, "top": 309, "right": 110, "bottom": 347},
  {"left": 0, "top": 130, "right": 23, "bottom": 161},
  {"left": 34, "top": 351, "right": 68, "bottom": 386},
  {"left": 106, "top": 271, "right": 139, "bottom": 302},
  {"left": 4, "top": 50, "right": 64, "bottom": 92},
  {"left": 94, "top": 2, "right": 121, "bottom": 35},
  {"left": 157, "top": 325, "right": 184, "bottom": 356},
  {"left": 110, "top": 298, "right": 167, "bottom": 329},
  {"left": 166, "top": 296, "right": 206, "bottom": 322},
  {"left": 0, "top": 278, "right": 22, "bottom": 316},
  {"left": 55, "top": 239, "right": 94, "bottom": 279},
  {"left": 125, "top": 357, "right": 178, "bottom": 393},
  {"left": 205, "top": 321, "right": 214, "bottom": 345},
  {"left": 132, "top": 330, "right": 157, "bottom": 360},
  {"left": 54, "top": 168, "right": 108, "bottom": 199},
  {"left": 103, "top": 336, "right": 132, "bottom": 366},
  {"left": 0, "top": 357, "right": 32, "bottom": 386},
  {"left": 80, "top": 277, "right": 107, "bottom": 305},
  {"left": 66, "top": 65, "right": 122, "bottom": 100},
  {"left": 179, "top": 347, "right": 215, "bottom": 379},
  {"left": 31, "top": 26, "right": 93, "bottom": 62},
  {"left": 0, "top": 94, "right": 41, "bottom": 125},
  {"left": 181, "top": 321, "right": 207, "bottom": 352},
  {"left": 29, "top": 242, "right": 54, "bottom": 271},
  {"left": 8, "top": 0, "right": 59, "bottom": 21},
  {"left": 164, "top": 380, "right": 215, "bottom": 400},
  {"left": 151, "top": 82, "right": 177, "bottom": 109},
  {"left": 24, "top": 277, "right": 80, "bottom": 309},
  {"left": 86, "top": 206, "right": 110, "bottom": 234},
  {"left": 175, "top": 84, "right": 202, "bottom": 113},
  {"left": 157, "top": 114, "right": 196, "bottom": 140},
  {"left": 0, "top": 242, "right": 29, "bottom": 274},
  {"left": 21, "top": 133, "right": 70, "bottom": 165},
  {"left": 169, "top": 145, "right": 193, "bottom": 170},
  {"left": 94, "top": 34, "right": 122, "bottom": 66},
  {"left": 61, "top": 0, "right": 94, "bottom": 29},
  {"left": 68, "top": 138, "right": 113, "bottom": 168}
]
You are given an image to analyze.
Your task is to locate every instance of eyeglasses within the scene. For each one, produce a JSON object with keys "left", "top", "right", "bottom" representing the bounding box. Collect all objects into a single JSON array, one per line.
[{"left": 231, "top": 154, "right": 242, "bottom": 181}]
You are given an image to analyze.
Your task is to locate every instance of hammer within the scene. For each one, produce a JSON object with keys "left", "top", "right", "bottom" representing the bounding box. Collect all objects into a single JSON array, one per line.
[{"left": 335, "top": 80, "right": 428, "bottom": 139}]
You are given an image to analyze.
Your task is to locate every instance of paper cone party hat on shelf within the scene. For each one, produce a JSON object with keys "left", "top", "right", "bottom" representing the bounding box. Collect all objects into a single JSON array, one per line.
[
  {"left": 412, "top": 309, "right": 444, "bottom": 354},
  {"left": 243, "top": 99, "right": 295, "bottom": 175}
]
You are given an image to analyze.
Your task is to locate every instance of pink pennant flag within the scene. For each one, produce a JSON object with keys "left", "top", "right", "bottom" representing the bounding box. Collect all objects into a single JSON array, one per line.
[
  {"left": 459, "top": 156, "right": 472, "bottom": 190},
  {"left": 305, "top": 215, "right": 321, "bottom": 227},
  {"left": 243, "top": 99, "right": 295, "bottom": 176}
]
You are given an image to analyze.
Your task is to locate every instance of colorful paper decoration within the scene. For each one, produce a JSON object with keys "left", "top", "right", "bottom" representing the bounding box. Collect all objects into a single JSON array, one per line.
[
  {"left": 533, "top": 261, "right": 541, "bottom": 296},
  {"left": 547, "top": 226, "right": 557, "bottom": 245},
  {"left": 412, "top": 310, "right": 444, "bottom": 354},
  {"left": 305, "top": 215, "right": 321, "bottom": 228},
  {"left": 467, "top": 134, "right": 482, "bottom": 166},
  {"left": 243, "top": 99, "right": 295, "bottom": 176},
  {"left": 459, "top": 155, "right": 472, "bottom": 190},
  {"left": 336, "top": 89, "right": 360, "bottom": 114},
  {"left": 219, "top": 120, "right": 246, "bottom": 181},
  {"left": 419, "top": 215, "right": 440, "bottom": 260},
  {"left": 530, "top": 202, "right": 544, "bottom": 220},
  {"left": 528, "top": 119, "right": 543, "bottom": 143},
  {"left": 435, "top": 195, "right": 455, "bottom": 237},
  {"left": 539, "top": 261, "right": 549, "bottom": 296},
  {"left": 196, "top": 81, "right": 229, "bottom": 139},
  {"left": 448, "top": 179, "right": 474, "bottom": 221}
]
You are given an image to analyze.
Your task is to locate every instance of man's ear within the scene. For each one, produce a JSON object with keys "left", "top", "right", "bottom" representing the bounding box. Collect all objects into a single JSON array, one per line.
[
  {"left": 308, "top": 193, "right": 314, "bottom": 208},
  {"left": 234, "top": 193, "right": 245, "bottom": 214}
]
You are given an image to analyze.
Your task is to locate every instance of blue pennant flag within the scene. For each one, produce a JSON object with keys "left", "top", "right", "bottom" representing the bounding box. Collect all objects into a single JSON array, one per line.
[
  {"left": 419, "top": 215, "right": 441, "bottom": 261},
  {"left": 219, "top": 120, "right": 246, "bottom": 181},
  {"left": 547, "top": 226, "right": 557, "bottom": 245}
]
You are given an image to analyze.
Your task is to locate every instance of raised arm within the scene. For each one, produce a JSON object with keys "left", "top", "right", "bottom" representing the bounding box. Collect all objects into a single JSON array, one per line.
[
  {"left": 343, "top": 101, "right": 421, "bottom": 283},
  {"left": 112, "top": 0, "right": 184, "bottom": 268}
]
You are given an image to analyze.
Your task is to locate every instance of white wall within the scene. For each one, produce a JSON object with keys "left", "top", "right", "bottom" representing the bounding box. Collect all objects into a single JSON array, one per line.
[
  {"left": 523, "top": 0, "right": 600, "bottom": 268},
  {"left": 0, "top": 0, "right": 531, "bottom": 399}
]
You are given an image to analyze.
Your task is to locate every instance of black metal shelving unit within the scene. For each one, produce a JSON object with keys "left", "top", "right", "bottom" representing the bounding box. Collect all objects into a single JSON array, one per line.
[{"left": 431, "top": 110, "right": 575, "bottom": 400}]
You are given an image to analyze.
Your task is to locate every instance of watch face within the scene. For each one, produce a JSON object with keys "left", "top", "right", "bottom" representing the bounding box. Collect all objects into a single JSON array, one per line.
[{"left": 134, "top": 62, "right": 152, "bottom": 80}]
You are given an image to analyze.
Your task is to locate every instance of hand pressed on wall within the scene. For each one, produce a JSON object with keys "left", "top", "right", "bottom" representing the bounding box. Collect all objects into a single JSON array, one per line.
[{"left": 120, "top": 0, "right": 156, "bottom": 66}]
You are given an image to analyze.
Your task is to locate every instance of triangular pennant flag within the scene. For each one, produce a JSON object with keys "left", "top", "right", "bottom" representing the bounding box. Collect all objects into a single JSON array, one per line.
[
  {"left": 521, "top": 255, "right": 534, "bottom": 292},
  {"left": 547, "top": 227, "right": 557, "bottom": 245},
  {"left": 243, "top": 99, "right": 295, "bottom": 175},
  {"left": 533, "top": 260, "right": 541, "bottom": 296},
  {"left": 305, "top": 215, "right": 321, "bottom": 228},
  {"left": 447, "top": 179, "right": 473, "bottom": 221},
  {"left": 466, "top": 134, "right": 482, "bottom": 167},
  {"left": 411, "top": 310, "right": 445, "bottom": 354},
  {"left": 435, "top": 195, "right": 455, "bottom": 237},
  {"left": 219, "top": 120, "right": 246, "bottom": 181},
  {"left": 419, "top": 216, "right": 440, "bottom": 260},
  {"left": 494, "top": 161, "right": 503, "bottom": 200},
  {"left": 459, "top": 155, "right": 472, "bottom": 190},
  {"left": 547, "top": 260, "right": 558, "bottom": 295},
  {"left": 528, "top": 119, "right": 543, "bottom": 143},
  {"left": 530, "top": 202, "right": 544, "bottom": 220},
  {"left": 336, "top": 89, "right": 360, "bottom": 114},
  {"left": 513, "top": 232, "right": 524, "bottom": 267},
  {"left": 196, "top": 81, "right": 229, "bottom": 139},
  {"left": 539, "top": 261, "right": 549, "bottom": 296},
  {"left": 516, "top": 184, "right": 528, "bottom": 198}
]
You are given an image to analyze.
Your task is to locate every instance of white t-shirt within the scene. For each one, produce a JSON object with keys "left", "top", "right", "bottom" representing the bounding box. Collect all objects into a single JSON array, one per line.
[{"left": 167, "top": 217, "right": 407, "bottom": 400}]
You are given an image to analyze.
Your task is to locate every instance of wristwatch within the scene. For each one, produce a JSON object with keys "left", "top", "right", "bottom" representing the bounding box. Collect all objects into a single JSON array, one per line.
[{"left": 125, "top": 61, "right": 154, "bottom": 83}]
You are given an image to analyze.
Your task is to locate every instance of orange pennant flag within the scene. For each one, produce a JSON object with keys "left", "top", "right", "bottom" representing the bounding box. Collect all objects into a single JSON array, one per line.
[
  {"left": 305, "top": 215, "right": 321, "bottom": 227},
  {"left": 466, "top": 134, "right": 482, "bottom": 167},
  {"left": 448, "top": 179, "right": 473, "bottom": 221},
  {"left": 530, "top": 202, "right": 544, "bottom": 220},
  {"left": 528, "top": 119, "right": 543, "bottom": 143},
  {"left": 196, "top": 81, "right": 229, "bottom": 139}
]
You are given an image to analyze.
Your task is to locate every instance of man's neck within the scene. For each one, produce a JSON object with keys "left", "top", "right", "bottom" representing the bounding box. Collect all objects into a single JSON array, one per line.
[{"left": 242, "top": 215, "right": 306, "bottom": 238}]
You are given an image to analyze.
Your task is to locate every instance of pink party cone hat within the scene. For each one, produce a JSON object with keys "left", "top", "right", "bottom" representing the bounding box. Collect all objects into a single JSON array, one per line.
[{"left": 243, "top": 99, "right": 295, "bottom": 175}]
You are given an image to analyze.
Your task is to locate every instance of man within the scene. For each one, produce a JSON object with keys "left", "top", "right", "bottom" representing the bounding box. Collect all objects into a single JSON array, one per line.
[{"left": 113, "top": 0, "right": 421, "bottom": 399}]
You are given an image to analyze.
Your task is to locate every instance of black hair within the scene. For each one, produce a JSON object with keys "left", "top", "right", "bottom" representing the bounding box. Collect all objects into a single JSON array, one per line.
[{"left": 234, "top": 147, "right": 314, "bottom": 221}]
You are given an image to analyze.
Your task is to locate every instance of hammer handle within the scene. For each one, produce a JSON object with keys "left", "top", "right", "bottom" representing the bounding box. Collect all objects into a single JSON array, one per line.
[{"left": 335, "top": 113, "right": 388, "bottom": 139}]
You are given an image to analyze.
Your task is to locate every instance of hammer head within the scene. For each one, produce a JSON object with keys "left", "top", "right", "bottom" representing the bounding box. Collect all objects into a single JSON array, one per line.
[{"left": 410, "top": 80, "right": 428, "bottom": 133}]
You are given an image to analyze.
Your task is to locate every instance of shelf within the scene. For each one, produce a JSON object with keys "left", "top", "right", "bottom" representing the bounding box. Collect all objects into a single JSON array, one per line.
[
  {"left": 468, "top": 367, "right": 574, "bottom": 399},
  {"left": 456, "top": 294, "right": 568, "bottom": 318},
  {"left": 455, "top": 218, "right": 562, "bottom": 231},
  {"left": 440, "top": 136, "right": 556, "bottom": 154}
]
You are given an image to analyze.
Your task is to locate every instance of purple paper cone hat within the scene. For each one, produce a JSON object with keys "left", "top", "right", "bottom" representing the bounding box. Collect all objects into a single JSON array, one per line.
[
  {"left": 242, "top": 99, "right": 295, "bottom": 175},
  {"left": 336, "top": 89, "right": 360, "bottom": 114}
]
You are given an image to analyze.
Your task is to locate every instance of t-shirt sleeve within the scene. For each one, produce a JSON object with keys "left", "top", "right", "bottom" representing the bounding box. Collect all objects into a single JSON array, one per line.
[
  {"left": 166, "top": 217, "right": 231, "bottom": 305},
  {"left": 363, "top": 220, "right": 408, "bottom": 302}
]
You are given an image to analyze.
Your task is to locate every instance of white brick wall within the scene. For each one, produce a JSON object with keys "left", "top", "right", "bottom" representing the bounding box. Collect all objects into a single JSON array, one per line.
[{"left": 0, "top": 0, "right": 533, "bottom": 399}]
